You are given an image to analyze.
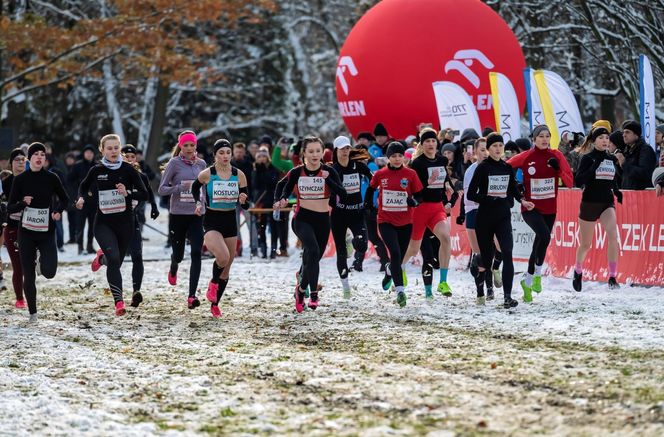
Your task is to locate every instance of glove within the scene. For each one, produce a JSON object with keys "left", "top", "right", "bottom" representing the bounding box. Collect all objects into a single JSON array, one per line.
[
  {"left": 456, "top": 215, "right": 465, "bottom": 226},
  {"left": 150, "top": 206, "right": 160, "bottom": 220},
  {"left": 614, "top": 190, "right": 623, "bottom": 204},
  {"left": 363, "top": 198, "right": 375, "bottom": 211},
  {"left": 547, "top": 157, "right": 560, "bottom": 171},
  {"left": 406, "top": 197, "right": 419, "bottom": 207}
]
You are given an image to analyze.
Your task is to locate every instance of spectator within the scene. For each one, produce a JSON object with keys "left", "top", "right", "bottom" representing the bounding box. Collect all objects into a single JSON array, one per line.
[
  {"left": 135, "top": 149, "right": 156, "bottom": 181},
  {"left": 373, "top": 122, "right": 393, "bottom": 154},
  {"left": 251, "top": 147, "right": 280, "bottom": 258},
  {"left": 63, "top": 151, "right": 79, "bottom": 244},
  {"left": 68, "top": 144, "right": 97, "bottom": 254},
  {"left": 616, "top": 120, "right": 657, "bottom": 190},
  {"left": 44, "top": 154, "right": 66, "bottom": 252},
  {"left": 231, "top": 142, "right": 257, "bottom": 257},
  {"left": 656, "top": 124, "right": 664, "bottom": 161},
  {"left": 247, "top": 140, "right": 259, "bottom": 162},
  {"left": 355, "top": 132, "right": 374, "bottom": 150},
  {"left": 441, "top": 143, "right": 464, "bottom": 188}
]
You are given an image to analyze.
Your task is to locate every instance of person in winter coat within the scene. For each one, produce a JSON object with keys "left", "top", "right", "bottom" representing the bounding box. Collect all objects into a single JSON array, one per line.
[
  {"left": 67, "top": 144, "right": 97, "bottom": 254},
  {"left": 616, "top": 120, "right": 657, "bottom": 190},
  {"left": 251, "top": 148, "right": 281, "bottom": 258}
]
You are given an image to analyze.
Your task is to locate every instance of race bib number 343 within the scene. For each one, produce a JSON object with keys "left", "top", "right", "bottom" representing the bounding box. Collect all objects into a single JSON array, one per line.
[{"left": 382, "top": 190, "right": 408, "bottom": 212}]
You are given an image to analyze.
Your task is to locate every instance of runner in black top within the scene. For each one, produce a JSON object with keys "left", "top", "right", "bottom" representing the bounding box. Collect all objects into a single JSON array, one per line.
[
  {"left": 76, "top": 134, "right": 148, "bottom": 316},
  {"left": 7, "top": 142, "right": 69, "bottom": 321}
]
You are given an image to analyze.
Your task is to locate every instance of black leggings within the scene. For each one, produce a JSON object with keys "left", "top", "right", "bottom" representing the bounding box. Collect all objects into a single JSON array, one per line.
[
  {"left": 95, "top": 218, "right": 134, "bottom": 303},
  {"left": 420, "top": 229, "right": 439, "bottom": 286},
  {"left": 169, "top": 214, "right": 204, "bottom": 297},
  {"left": 129, "top": 215, "right": 143, "bottom": 293},
  {"left": 366, "top": 211, "right": 389, "bottom": 266},
  {"left": 476, "top": 210, "right": 514, "bottom": 300},
  {"left": 278, "top": 210, "right": 290, "bottom": 251},
  {"left": 257, "top": 213, "right": 278, "bottom": 253},
  {"left": 378, "top": 223, "right": 412, "bottom": 287},
  {"left": 292, "top": 208, "right": 330, "bottom": 291},
  {"left": 330, "top": 209, "right": 368, "bottom": 278},
  {"left": 18, "top": 231, "right": 58, "bottom": 315},
  {"left": 76, "top": 206, "right": 95, "bottom": 250},
  {"left": 522, "top": 210, "right": 556, "bottom": 275}
]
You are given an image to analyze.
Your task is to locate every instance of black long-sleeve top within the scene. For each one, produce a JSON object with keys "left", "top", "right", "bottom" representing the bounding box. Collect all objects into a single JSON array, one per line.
[
  {"left": 7, "top": 168, "right": 70, "bottom": 237},
  {"left": 410, "top": 153, "right": 458, "bottom": 204},
  {"left": 331, "top": 160, "right": 373, "bottom": 210},
  {"left": 78, "top": 162, "right": 148, "bottom": 222},
  {"left": 467, "top": 157, "right": 522, "bottom": 219},
  {"left": 574, "top": 148, "right": 621, "bottom": 204}
]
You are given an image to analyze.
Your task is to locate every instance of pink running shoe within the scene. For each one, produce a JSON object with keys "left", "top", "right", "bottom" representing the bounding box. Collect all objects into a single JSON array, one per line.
[
  {"left": 294, "top": 286, "right": 305, "bottom": 313},
  {"left": 187, "top": 296, "right": 200, "bottom": 309},
  {"left": 167, "top": 271, "right": 177, "bottom": 286},
  {"left": 91, "top": 249, "right": 104, "bottom": 272},
  {"left": 15, "top": 299, "right": 26, "bottom": 309},
  {"left": 308, "top": 292, "right": 319, "bottom": 310},
  {"left": 206, "top": 281, "right": 219, "bottom": 303},
  {"left": 210, "top": 305, "right": 221, "bottom": 318},
  {"left": 115, "top": 301, "right": 126, "bottom": 316}
]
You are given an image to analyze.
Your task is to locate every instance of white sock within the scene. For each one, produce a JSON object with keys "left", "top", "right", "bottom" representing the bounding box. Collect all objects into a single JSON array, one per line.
[
  {"left": 534, "top": 264, "right": 543, "bottom": 276},
  {"left": 341, "top": 277, "right": 350, "bottom": 290},
  {"left": 524, "top": 272, "right": 533, "bottom": 287},
  {"left": 395, "top": 285, "right": 404, "bottom": 293},
  {"left": 401, "top": 264, "right": 406, "bottom": 272}
]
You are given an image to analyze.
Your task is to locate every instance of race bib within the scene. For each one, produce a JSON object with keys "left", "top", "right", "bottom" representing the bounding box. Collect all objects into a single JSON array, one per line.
[
  {"left": 342, "top": 173, "right": 361, "bottom": 194},
  {"left": 487, "top": 175, "right": 509, "bottom": 198},
  {"left": 530, "top": 177, "right": 555, "bottom": 200},
  {"left": 427, "top": 166, "right": 447, "bottom": 189},
  {"left": 382, "top": 189, "right": 408, "bottom": 212},
  {"left": 180, "top": 180, "right": 195, "bottom": 203},
  {"left": 297, "top": 176, "right": 325, "bottom": 200},
  {"left": 212, "top": 180, "right": 239, "bottom": 204},
  {"left": 99, "top": 189, "right": 126, "bottom": 214},
  {"left": 595, "top": 159, "right": 615, "bottom": 180},
  {"left": 22, "top": 207, "right": 49, "bottom": 232},
  {"left": 9, "top": 212, "right": 22, "bottom": 221}
]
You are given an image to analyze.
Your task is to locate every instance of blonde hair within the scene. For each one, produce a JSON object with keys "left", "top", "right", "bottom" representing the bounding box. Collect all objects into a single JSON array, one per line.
[
  {"left": 579, "top": 126, "right": 606, "bottom": 155},
  {"left": 413, "top": 127, "right": 438, "bottom": 160},
  {"left": 99, "top": 134, "right": 121, "bottom": 152},
  {"left": 172, "top": 130, "right": 196, "bottom": 158}
]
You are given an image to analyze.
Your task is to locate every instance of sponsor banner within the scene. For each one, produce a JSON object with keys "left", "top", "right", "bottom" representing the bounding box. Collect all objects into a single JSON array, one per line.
[
  {"left": 639, "top": 54, "right": 657, "bottom": 151},
  {"left": 524, "top": 68, "right": 543, "bottom": 131},
  {"left": 432, "top": 81, "right": 482, "bottom": 141},
  {"left": 489, "top": 71, "right": 521, "bottom": 142}
]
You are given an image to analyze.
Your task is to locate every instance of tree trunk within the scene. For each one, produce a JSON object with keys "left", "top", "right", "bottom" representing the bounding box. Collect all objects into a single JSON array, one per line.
[
  {"left": 103, "top": 60, "right": 125, "bottom": 143},
  {"left": 145, "top": 80, "right": 169, "bottom": 187}
]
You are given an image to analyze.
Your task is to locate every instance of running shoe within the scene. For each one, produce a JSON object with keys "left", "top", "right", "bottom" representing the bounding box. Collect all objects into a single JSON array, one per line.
[
  {"left": 492, "top": 269, "right": 502, "bottom": 288},
  {"left": 520, "top": 280, "right": 533, "bottom": 303},
  {"left": 379, "top": 262, "right": 387, "bottom": 273},
  {"left": 28, "top": 313, "right": 38, "bottom": 323},
  {"left": 381, "top": 273, "right": 393, "bottom": 291},
  {"left": 15, "top": 299, "right": 26, "bottom": 309},
  {"left": 486, "top": 287, "right": 495, "bottom": 301},
  {"left": 91, "top": 249, "right": 104, "bottom": 272},
  {"left": 352, "top": 258, "right": 363, "bottom": 272},
  {"left": 608, "top": 277, "right": 620, "bottom": 289},
  {"left": 115, "top": 301, "right": 126, "bottom": 316},
  {"left": 343, "top": 287, "right": 351, "bottom": 299},
  {"left": 308, "top": 292, "right": 319, "bottom": 310},
  {"left": 532, "top": 275, "right": 542, "bottom": 293},
  {"left": 206, "top": 281, "right": 219, "bottom": 303},
  {"left": 187, "top": 296, "right": 200, "bottom": 309},
  {"left": 402, "top": 271, "right": 408, "bottom": 287},
  {"left": 167, "top": 271, "right": 177, "bottom": 286},
  {"left": 476, "top": 296, "right": 486, "bottom": 306},
  {"left": 210, "top": 305, "right": 221, "bottom": 318},
  {"left": 294, "top": 287, "right": 305, "bottom": 313},
  {"left": 503, "top": 298, "right": 518, "bottom": 309},
  {"left": 130, "top": 292, "right": 143, "bottom": 308},
  {"left": 573, "top": 271, "right": 582, "bottom": 292},
  {"left": 437, "top": 282, "right": 452, "bottom": 297},
  {"left": 425, "top": 288, "right": 433, "bottom": 301},
  {"left": 396, "top": 291, "right": 407, "bottom": 307}
]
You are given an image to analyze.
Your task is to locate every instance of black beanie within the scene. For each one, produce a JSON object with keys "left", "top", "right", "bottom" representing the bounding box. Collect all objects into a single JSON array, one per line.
[
  {"left": 486, "top": 133, "right": 504, "bottom": 148},
  {"left": 259, "top": 135, "right": 273, "bottom": 147},
  {"left": 482, "top": 127, "right": 494, "bottom": 137},
  {"left": 590, "top": 127, "right": 610, "bottom": 141},
  {"left": 373, "top": 123, "right": 388, "bottom": 137},
  {"left": 82, "top": 144, "right": 96, "bottom": 154},
  {"left": 27, "top": 142, "right": 46, "bottom": 159},
  {"left": 213, "top": 139, "right": 232, "bottom": 154},
  {"left": 121, "top": 144, "right": 137, "bottom": 154},
  {"left": 357, "top": 132, "right": 375, "bottom": 142},
  {"left": 386, "top": 141, "right": 405, "bottom": 157},
  {"left": 9, "top": 148, "right": 25, "bottom": 162},
  {"left": 419, "top": 129, "right": 438, "bottom": 144},
  {"left": 515, "top": 138, "right": 532, "bottom": 152},
  {"left": 609, "top": 130, "right": 625, "bottom": 149},
  {"left": 621, "top": 120, "right": 642, "bottom": 137}
]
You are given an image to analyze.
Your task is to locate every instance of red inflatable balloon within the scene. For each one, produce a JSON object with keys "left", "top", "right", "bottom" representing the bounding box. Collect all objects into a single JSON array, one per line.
[{"left": 336, "top": 0, "right": 526, "bottom": 140}]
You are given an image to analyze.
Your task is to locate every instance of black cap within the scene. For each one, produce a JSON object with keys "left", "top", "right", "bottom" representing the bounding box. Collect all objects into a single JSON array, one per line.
[
  {"left": 9, "top": 148, "right": 26, "bottom": 162},
  {"left": 609, "top": 130, "right": 625, "bottom": 149},
  {"left": 486, "top": 133, "right": 504, "bottom": 148},
  {"left": 259, "top": 135, "right": 273, "bottom": 147},
  {"left": 515, "top": 138, "right": 532, "bottom": 152},
  {"left": 27, "top": 142, "right": 46, "bottom": 159},
  {"left": 482, "top": 127, "right": 494, "bottom": 137},
  {"left": 621, "top": 120, "right": 642, "bottom": 137},
  {"left": 122, "top": 144, "right": 137, "bottom": 154},
  {"left": 373, "top": 122, "right": 388, "bottom": 137},
  {"left": 385, "top": 141, "right": 405, "bottom": 157},
  {"left": 357, "top": 132, "right": 375, "bottom": 142},
  {"left": 82, "top": 144, "right": 96, "bottom": 154},
  {"left": 213, "top": 139, "right": 232, "bottom": 154},
  {"left": 419, "top": 129, "right": 438, "bottom": 144}
]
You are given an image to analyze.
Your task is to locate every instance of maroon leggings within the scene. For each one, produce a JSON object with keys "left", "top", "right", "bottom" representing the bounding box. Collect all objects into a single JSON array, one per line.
[{"left": 3, "top": 226, "right": 23, "bottom": 300}]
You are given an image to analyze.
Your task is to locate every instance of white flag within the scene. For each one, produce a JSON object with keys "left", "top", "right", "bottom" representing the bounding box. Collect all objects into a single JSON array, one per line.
[
  {"left": 524, "top": 68, "right": 544, "bottom": 131},
  {"left": 533, "top": 70, "right": 584, "bottom": 150},
  {"left": 489, "top": 72, "right": 521, "bottom": 142},
  {"left": 639, "top": 55, "right": 656, "bottom": 151},
  {"left": 432, "top": 81, "right": 481, "bottom": 142}
]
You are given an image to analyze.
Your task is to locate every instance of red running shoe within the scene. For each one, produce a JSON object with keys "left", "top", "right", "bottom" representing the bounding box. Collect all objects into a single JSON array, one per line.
[
  {"left": 91, "top": 249, "right": 104, "bottom": 272},
  {"left": 115, "top": 301, "right": 126, "bottom": 316}
]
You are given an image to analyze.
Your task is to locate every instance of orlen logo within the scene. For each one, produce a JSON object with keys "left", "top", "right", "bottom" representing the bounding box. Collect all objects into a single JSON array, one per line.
[
  {"left": 336, "top": 56, "right": 366, "bottom": 117},
  {"left": 444, "top": 49, "right": 494, "bottom": 110}
]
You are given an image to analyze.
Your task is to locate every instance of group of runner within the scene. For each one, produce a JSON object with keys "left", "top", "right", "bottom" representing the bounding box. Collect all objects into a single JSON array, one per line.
[{"left": 1, "top": 121, "right": 626, "bottom": 320}]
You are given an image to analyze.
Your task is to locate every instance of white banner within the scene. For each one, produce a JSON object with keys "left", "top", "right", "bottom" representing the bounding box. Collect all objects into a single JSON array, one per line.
[
  {"left": 489, "top": 72, "right": 521, "bottom": 142},
  {"left": 524, "top": 68, "right": 544, "bottom": 131},
  {"left": 432, "top": 81, "right": 481, "bottom": 142},
  {"left": 534, "top": 69, "right": 584, "bottom": 149},
  {"left": 639, "top": 54, "right": 656, "bottom": 151}
]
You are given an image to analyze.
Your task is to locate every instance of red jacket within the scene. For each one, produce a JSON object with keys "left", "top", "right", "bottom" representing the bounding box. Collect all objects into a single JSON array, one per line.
[{"left": 507, "top": 147, "right": 573, "bottom": 215}]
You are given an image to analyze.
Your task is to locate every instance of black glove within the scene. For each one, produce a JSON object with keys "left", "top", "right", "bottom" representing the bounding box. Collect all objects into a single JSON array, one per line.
[
  {"left": 547, "top": 157, "right": 560, "bottom": 171},
  {"left": 456, "top": 215, "right": 465, "bottom": 226},
  {"left": 150, "top": 205, "right": 160, "bottom": 220},
  {"left": 241, "top": 200, "right": 250, "bottom": 210},
  {"left": 614, "top": 190, "right": 623, "bottom": 204},
  {"left": 406, "top": 197, "right": 419, "bottom": 207},
  {"left": 364, "top": 198, "right": 376, "bottom": 211}
]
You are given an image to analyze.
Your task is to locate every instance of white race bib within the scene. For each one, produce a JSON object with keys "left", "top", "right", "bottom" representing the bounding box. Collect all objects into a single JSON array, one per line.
[
  {"left": 212, "top": 180, "right": 239, "bottom": 204},
  {"left": 342, "top": 173, "right": 361, "bottom": 194},
  {"left": 382, "top": 189, "right": 408, "bottom": 212},
  {"left": 99, "top": 189, "right": 126, "bottom": 214},
  {"left": 530, "top": 177, "right": 555, "bottom": 200},
  {"left": 595, "top": 159, "right": 615, "bottom": 180},
  {"left": 488, "top": 175, "right": 509, "bottom": 198},
  {"left": 180, "top": 180, "right": 195, "bottom": 203},
  {"left": 22, "top": 207, "right": 49, "bottom": 232},
  {"left": 297, "top": 176, "right": 325, "bottom": 200},
  {"left": 427, "top": 166, "right": 447, "bottom": 189}
]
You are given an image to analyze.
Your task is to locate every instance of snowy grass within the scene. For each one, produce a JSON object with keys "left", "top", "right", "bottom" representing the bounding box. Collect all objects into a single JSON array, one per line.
[{"left": 1, "top": 218, "right": 663, "bottom": 435}]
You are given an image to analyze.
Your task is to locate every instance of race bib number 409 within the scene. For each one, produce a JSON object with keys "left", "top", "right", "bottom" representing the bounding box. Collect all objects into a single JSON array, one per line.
[{"left": 212, "top": 180, "right": 239, "bottom": 204}]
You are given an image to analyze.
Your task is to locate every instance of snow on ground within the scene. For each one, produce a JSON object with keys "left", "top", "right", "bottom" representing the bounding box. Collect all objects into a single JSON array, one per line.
[{"left": 1, "top": 214, "right": 663, "bottom": 435}]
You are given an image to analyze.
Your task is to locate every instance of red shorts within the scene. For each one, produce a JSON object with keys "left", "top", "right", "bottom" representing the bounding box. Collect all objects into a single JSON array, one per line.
[{"left": 411, "top": 202, "right": 447, "bottom": 240}]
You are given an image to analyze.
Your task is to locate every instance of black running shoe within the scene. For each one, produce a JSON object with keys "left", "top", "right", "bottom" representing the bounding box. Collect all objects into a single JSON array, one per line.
[
  {"left": 352, "top": 258, "right": 363, "bottom": 272},
  {"left": 503, "top": 298, "right": 518, "bottom": 309},
  {"left": 486, "top": 287, "right": 495, "bottom": 301},
  {"left": 379, "top": 262, "right": 387, "bottom": 273},
  {"left": 130, "top": 292, "right": 143, "bottom": 308},
  {"left": 573, "top": 271, "right": 582, "bottom": 292},
  {"left": 381, "top": 264, "right": 393, "bottom": 290},
  {"left": 608, "top": 277, "right": 620, "bottom": 289}
]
